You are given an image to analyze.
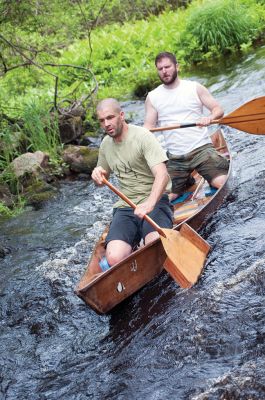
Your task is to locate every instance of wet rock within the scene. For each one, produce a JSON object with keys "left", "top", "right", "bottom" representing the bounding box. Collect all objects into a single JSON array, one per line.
[
  {"left": 62, "top": 145, "right": 98, "bottom": 175},
  {"left": 59, "top": 115, "right": 83, "bottom": 144},
  {"left": 0, "top": 246, "right": 5, "bottom": 258},
  {"left": 0, "top": 245, "right": 10, "bottom": 258},
  {"left": 11, "top": 151, "right": 49, "bottom": 178},
  {"left": 23, "top": 178, "right": 58, "bottom": 206},
  {"left": 8, "top": 151, "right": 59, "bottom": 207},
  {"left": 78, "top": 135, "right": 102, "bottom": 148},
  {"left": 0, "top": 183, "right": 15, "bottom": 207}
]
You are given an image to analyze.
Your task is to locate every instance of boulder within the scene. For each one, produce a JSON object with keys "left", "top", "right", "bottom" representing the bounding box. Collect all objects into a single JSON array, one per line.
[
  {"left": 0, "top": 183, "right": 15, "bottom": 207},
  {"left": 0, "top": 244, "right": 10, "bottom": 258},
  {"left": 9, "top": 151, "right": 58, "bottom": 207},
  {"left": 11, "top": 151, "right": 49, "bottom": 178},
  {"left": 23, "top": 179, "right": 58, "bottom": 206},
  {"left": 59, "top": 115, "right": 83, "bottom": 144},
  {"left": 62, "top": 145, "right": 98, "bottom": 174}
]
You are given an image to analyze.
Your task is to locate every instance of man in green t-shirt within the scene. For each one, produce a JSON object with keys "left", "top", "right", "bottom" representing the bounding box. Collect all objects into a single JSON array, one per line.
[{"left": 92, "top": 98, "right": 173, "bottom": 270}]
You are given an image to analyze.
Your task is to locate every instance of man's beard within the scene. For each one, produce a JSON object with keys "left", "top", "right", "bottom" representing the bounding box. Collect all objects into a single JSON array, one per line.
[
  {"left": 107, "top": 121, "right": 123, "bottom": 138},
  {"left": 160, "top": 69, "right": 178, "bottom": 85}
]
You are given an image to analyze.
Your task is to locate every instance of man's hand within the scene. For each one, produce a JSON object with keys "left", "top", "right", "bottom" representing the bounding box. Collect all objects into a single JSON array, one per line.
[
  {"left": 134, "top": 200, "right": 155, "bottom": 219},
  {"left": 197, "top": 116, "right": 212, "bottom": 127},
  {"left": 91, "top": 166, "right": 108, "bottom": 186}
]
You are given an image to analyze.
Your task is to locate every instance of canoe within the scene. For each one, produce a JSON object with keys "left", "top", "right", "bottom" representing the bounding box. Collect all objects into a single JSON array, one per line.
[{"left": 75, "top": 128, "right": 232, "bottom": 314}]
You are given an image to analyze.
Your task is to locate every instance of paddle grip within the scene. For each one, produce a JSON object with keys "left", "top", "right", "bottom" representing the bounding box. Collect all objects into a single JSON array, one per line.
[{"left": 102, "top": 177, "right": 165, "bottom": 236}]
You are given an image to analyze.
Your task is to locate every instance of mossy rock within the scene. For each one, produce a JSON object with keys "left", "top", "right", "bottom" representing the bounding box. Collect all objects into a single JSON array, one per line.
[
  {"left": 62, "top": 145, "right": 99, "bottom": 174},
  {"left": 23, "top": 179, "right": 58, "bottom": 206}
]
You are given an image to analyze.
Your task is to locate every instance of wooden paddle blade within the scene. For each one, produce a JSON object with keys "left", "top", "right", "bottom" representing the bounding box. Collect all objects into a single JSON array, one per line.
[
  {"left": 161, "top": 223, "right": 211, "bottom": 288},
  {"left": 220, "top": 96, "right": 265, "bottom": 134}
]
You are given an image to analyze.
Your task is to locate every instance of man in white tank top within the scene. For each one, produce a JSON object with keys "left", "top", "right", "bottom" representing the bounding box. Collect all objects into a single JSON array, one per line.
[{"left": 144, "top": 51, "right": 229, "bottom": 201}]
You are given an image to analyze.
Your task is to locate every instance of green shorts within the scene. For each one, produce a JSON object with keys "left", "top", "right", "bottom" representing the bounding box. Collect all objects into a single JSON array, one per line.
[{"left": 167, "top": 144, "right": 229, "bottom": 194}]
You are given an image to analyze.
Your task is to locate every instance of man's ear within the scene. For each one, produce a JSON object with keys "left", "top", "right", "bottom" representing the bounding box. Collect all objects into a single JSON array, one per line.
[{"left": 120, "top": 111, "right": 125, "bottom": 120}]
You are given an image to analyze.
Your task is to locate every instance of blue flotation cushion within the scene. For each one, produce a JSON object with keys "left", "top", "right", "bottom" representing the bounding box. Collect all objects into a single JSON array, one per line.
[
  {"left": 170, "top": 191, "right": 193, "bottom": 205},
  {"left": 170, "top": 186, "right": 218, "bottom": 205}
]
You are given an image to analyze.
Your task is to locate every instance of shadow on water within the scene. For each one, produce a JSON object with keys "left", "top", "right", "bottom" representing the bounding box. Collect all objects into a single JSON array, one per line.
[{"left": 1, "top": 47, "right": 265, "bottom": 399}]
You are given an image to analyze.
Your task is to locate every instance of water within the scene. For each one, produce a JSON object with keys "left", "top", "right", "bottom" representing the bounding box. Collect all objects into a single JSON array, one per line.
[{"left": 1, "top": 47, "right": 265, "bottom": 399}]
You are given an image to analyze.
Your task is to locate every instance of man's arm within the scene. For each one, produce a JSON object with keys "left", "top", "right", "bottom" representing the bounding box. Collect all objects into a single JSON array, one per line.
[
  {"left": 134, "top": 162, "right": 170, "bottom": 219},
  {"left": 144, "top": 95, "right": 158, "bottom": 129},
  {"left": 196, "top": 83, "right": 224, "bottom": 126}
]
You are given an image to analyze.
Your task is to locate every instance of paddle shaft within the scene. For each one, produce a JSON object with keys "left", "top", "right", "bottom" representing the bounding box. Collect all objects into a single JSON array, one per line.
[
  {"left": 149, "top": 96, "right": 265, "bottom": 135},
  {"left": 102, "top": 177, "right": 166, "bottom": 237},
  {"left": 149, "top": 117, "right": 260, "bottom": 132},
  {"left": 150, "top": 121, "right": 220, "bottom": 132}
]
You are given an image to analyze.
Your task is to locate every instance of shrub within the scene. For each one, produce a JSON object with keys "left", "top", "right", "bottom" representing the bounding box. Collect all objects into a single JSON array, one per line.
[
  {"left": 180, "top": 0, "right": 264, "bottom": 63},
  {"left": 22, "top": 102, "right": 62, "bottom": 165}
]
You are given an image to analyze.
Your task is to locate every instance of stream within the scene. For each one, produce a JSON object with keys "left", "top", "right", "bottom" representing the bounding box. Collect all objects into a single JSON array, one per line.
[{"left": 1, "top": 46, "right": 265, "bottom": 399}]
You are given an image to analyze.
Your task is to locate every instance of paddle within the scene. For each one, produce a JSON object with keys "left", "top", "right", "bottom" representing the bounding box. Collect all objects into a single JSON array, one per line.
[
  {"left": 150, "top": 96, "right": 265, "bottom": 135},
  {"left": 102, "top": 177, "right": 210, "bottom": 288}
]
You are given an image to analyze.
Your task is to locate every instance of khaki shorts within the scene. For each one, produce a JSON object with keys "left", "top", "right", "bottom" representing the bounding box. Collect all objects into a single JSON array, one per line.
[{"left": 167, "top": 144, "right": 229, "bottom": 194}]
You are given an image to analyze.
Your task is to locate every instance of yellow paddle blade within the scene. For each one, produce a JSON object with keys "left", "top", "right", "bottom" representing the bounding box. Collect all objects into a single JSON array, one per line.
[
  {"left": 161, "top": 223, "right": 211, "bottom": 288},
  {"left": 221, "top": 96, "right": 265, "bottom": 134}
]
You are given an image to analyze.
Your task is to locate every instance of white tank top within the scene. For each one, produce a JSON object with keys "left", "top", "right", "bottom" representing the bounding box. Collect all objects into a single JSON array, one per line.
[{"left": 148, "top": 80, "right": 211, "bottom": 155}]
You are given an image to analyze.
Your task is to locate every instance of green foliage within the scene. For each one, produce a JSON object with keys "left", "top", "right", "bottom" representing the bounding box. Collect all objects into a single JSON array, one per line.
[
  {"left": 0, "top": 154, "right": 25, "bottom": 217},
  {"left": 0, "top": 0, "right": 265, "bottom": 217},
  {"left": 0, "top": 0, "right": 190, "bottom": 47},
  {"left": 59, "top": 0, "right": 265, "bottom": 98},
  {"left": 60, "top": 9, "right": 187, "bottom": 99},
  {"left": 0, "top": 125, "right": 18, "bottom": 166},
  {"left": 180, "top": 0, "right": 265, "bottom": 63},
  {"left": 0, "top": 201, "right": 14, "bottom": 217},
  {"left": 1, "top": 0, "right": 265, "bottom": 113},
  {"left": 21, "top": 102, "right": 62, "bottom": 165},
  {"left": 0, "top": 198, "right": 25, "bottom": 218},
  {"left": 0, "top": 103, "right": 62, "bottom": 215},
  {"left": 0, "top": 121, "right": 24, "bottom": 186}
]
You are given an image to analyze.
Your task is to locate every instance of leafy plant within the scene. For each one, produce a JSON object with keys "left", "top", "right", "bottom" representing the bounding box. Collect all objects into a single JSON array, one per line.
[
  {"left": 1, "top": 0, "right": 265, "bottom": 115},
  {"left": 21, "top": 102, "right": 62, "bottom": 165},
  {"left": 0, "top": 123, "right": 21, "bottom": 172},
  {"left": 180, "top": 0, "right": 264, "bottom": 62},
  {"left": 0, "top": 162, "right": 25, "bottom": 218},
  {"left": 0, "top": 197, "right": 25, "bottom": 218}
]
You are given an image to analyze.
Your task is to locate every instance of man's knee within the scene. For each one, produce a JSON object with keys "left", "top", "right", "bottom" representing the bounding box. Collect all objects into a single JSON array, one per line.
[
  {"left": 210, "top": 174, "right": 227, "bottom": 188},
  {"left": 106, "top": 240, "right": 132, "bottom": 266},
  {"left": 145, "top": 231, "right": 159, "bottom": 245}
]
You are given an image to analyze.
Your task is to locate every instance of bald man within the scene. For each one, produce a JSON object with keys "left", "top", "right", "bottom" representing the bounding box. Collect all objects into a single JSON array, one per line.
[{"left": 92, "top": 98, "right": 173, "bottom": 270}]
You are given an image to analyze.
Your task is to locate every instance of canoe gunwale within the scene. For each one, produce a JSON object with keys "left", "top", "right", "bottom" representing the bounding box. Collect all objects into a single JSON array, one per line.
[{"left": 75, "top": 131, "right": 233, "bottom": 313}]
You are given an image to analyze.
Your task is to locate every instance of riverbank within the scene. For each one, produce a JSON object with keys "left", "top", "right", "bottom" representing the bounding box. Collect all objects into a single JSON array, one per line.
[{"left": 1, "top": 0, "right": 265, "bottom": 216}]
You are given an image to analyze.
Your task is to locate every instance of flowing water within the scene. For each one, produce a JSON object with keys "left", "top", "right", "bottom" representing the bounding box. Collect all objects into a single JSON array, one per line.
[{"left": 1, "top": 46, "right": 265, "bottom": 400}]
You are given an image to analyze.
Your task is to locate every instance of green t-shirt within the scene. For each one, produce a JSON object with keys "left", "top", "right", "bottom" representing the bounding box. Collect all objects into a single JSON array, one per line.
[{"left": 97, "top": 124, "right": 171, "bottom": 207}]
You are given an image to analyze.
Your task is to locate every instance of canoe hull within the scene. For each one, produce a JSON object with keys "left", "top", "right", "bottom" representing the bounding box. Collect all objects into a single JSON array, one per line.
[
  {"left": 76, "top": 239, "right": 166, "bottom": 314},
  {"left": 75, "top": 129, "right": 232, "bottom": 314}
]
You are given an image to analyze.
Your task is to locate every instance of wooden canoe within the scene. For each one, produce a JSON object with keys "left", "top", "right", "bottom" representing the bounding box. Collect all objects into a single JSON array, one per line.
[{"left": 75, "top": 128, "right": 232, "bottom": 314}]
